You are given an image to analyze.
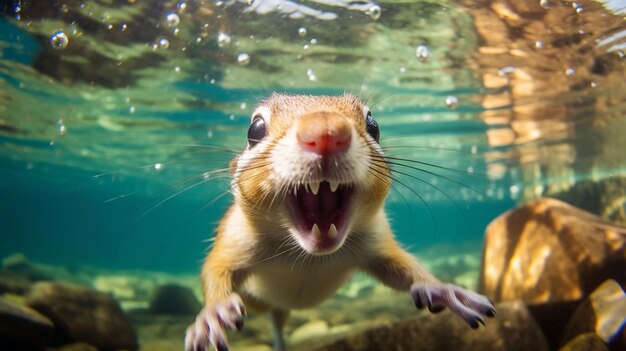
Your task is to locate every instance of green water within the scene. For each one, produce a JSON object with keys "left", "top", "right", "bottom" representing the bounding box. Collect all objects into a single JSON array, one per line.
[{"left": 0, "top": 0, "right": 624, "bottom": 275}]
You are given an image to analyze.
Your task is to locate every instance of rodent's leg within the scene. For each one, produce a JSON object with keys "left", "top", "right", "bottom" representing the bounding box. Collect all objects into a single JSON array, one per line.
[
  {"left": 185, "top": 249, "right": 247, "bottom": 351},
  {"left": 185, "top": 293, "right": 245, "bottom": 351},
  {"left": 364, "top": 238, "right": 495, "bottom": 328},
  {"left": 270, "top": 309, "right": 289, "bottom": 351},
  {"left": 411, "top": 283, "right": 496, "bottom": 328}
]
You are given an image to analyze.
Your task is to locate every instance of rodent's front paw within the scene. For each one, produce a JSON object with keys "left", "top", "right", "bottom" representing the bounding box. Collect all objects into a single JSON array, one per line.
[
  {"left": 184, "top": 294, "right": 246, "bottom": 351},
  {"left": 411, "top": 283, "right": 496, "bottom": 329}
]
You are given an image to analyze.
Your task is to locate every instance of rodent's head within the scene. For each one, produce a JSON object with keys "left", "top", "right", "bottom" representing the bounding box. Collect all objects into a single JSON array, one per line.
[{"left": 233, "top": 93, "right": 391, "bottom": 255}]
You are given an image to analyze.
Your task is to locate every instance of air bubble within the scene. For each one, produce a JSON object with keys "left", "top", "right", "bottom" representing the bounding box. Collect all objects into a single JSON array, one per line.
[
  {"left": 240, "top": 102, "right": 247, "bottom": 110},
  {"left": 366, "top": 4, "right": 381, "bottom": 20},
  {"left": 129, "top": 106, "right": 136, "bottom": 113},
  {"left": 237, "top": 53, "right": 250, "bottom": 65},
  {"left": 565, "top": 67, "right": 575, "bottom": 76},
  {"left": 445, "top": 95, "right": 458, "bottom": 110},
  {"left": 298, "top": 27, "right": 307, "bottom": 37},
  {"left": 57, "top": 119, "right": 66, "bottom": 136},
  {"left": 415, "top": 45, "right": 429, "bottom": 63},
  {"left": 166, "top": 12, "right": 180, "bottom": 27},
  {"left": 50, "top": 31, "right": 69, "bottom": 49},
  {"left": 177, "top": 1, "right": 187, "bottom": 12},
  {"left": 306, "top": 68, "right": 317, "bottom": 81},
  {"left": 310, "top": 38, "right": 317, "bottom": 45},
  {"left": 217, "top": 32, "right": 231, "bottom": 47},
  {"left": 498, "top": 66, "right": 516, "bottom": 76},
  {"left": 303, "top": 44, "right": 310, "bottom": 50},
  {"left": 539, "top": 0, "right": 554, "bottom": 9},
  {"left": 157, "top": 37, "right": 170, "bottom": 49},
  {"left": 573, "top": 2, "right": 584, "bottom": 14},
  {"left": 154, "top": 163, "right": 163, "bottom": 170},
  {"left": 535, "top": 40, "right": 544, "bottom": 49},
  {"left": 121, "top": 23, "right": 128, "bottom": 31},
  {"left": 509, "top": 185, "right": 520, "bottom": 197}
]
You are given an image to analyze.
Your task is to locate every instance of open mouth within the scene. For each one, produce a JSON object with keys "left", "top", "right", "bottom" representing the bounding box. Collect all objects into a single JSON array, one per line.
[{"left": 285, "top": 181, "right": 355, "bottom": 253}]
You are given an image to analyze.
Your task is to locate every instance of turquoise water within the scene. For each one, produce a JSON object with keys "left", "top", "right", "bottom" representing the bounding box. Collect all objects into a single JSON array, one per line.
[{"left": 0, "top": 0, "right": 624, "bottom": 276}]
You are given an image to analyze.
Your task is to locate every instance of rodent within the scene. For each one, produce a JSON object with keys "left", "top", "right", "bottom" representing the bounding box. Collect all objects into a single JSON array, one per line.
[{"left": 185, "top": 93, "right": 495, "bottom": 351}]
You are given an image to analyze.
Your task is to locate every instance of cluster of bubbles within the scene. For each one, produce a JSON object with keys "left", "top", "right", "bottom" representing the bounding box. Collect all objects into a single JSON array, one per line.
[
  {"left": 57, "top": 119, "right": 67, "bottom": 135},
  {"left": 217, "top": 32, "right": 232, "bottom": 47},
  {"left": 306, "top": 68, "right": 317, "bottom": 81}
]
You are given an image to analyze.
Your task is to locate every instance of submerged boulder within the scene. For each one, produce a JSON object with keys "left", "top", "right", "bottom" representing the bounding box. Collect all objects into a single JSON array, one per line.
[
  {"left": 561, "top": 279, "right": 626, "bottom": 349},
  {"left": 479, "top": 198, "right": 626, "bottom": 304},
  {"left": 558, "top": 333, "right": 609, "bottom": 351},
  {"left": 149, "top": 283, "right": 201, "bottom": 315},
  {"left": 311, "top": 300, "right": 549, "bottom": 351},
  {"left": 0, "top": 296, "right": 54, "bottom": 349},
  {"left": 25, "top": 282, "right": 138, "bottom": 350}
]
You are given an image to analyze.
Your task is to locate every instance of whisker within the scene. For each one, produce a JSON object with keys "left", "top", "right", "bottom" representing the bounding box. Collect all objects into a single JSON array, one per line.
[
  {"left": 193, "top": 190, "right": 233, "bottom": 216},
  {"left": 373, "top": 154, "right": 492, "bottom": 179},
  {"left": 140, "top": 173, "right": 226, "bottom": 218},
  {"left": 368, "top": 164, "right": 437, "bottom": 235}
]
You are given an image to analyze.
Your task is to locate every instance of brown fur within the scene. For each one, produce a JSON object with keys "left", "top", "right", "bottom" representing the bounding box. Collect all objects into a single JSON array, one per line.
[{"left": 199, "top": 94, "right": 438, "bottom": 315}]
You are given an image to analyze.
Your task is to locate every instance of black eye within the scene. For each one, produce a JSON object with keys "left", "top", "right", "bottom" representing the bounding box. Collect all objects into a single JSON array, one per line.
[
  {"left": 365, "top": 111, "right": 380, "bottom": 142},
  {"left": 247, "top": 115, "right": 267, "bottom": 147}
]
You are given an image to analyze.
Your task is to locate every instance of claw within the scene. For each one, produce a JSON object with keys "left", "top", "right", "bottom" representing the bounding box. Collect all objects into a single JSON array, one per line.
[
  {"left": 184, "top": 293, "right": 246, "bottom": 351},
  {"left": 410, "top": 283, "right": 496, "bottom": 328}
]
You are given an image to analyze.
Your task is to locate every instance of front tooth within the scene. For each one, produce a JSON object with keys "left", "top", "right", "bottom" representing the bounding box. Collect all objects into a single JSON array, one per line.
[
  {"left": 329, "top": 181, "right": 339, "bottom": 192},
  {"left": 328, "top": 223, "right": 337, "bottom": 239},
  {"left": 312, "top": 223, "right": 321, "bottom": 239},
  {"left": 310, "top": 182, "right": 320, "bottom": 195}
]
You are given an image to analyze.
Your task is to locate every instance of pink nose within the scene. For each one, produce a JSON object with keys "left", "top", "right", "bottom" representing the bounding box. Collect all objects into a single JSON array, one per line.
[{"left": 297, "top": 113, "right": 352, "bottom": 155}]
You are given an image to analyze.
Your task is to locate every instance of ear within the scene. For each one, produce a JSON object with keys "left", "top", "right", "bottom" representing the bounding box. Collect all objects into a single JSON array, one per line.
[{"left": 229, "top": 156, "right": 240, "bottom": 174}]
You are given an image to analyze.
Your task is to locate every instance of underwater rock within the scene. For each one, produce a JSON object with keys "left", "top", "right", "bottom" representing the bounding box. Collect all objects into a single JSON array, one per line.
[
  {"left": 310, "top": 300, "right": 549, "bottom": 351},
  {"left": 2, "top": 252, "right": 51, "bottom": 281},
  {"left": 479, "top": 198, "right": 626, "bottom": 304},
  {"left": 149, "top": 283, "right": 201, "bottom": 316},
  {"left": 561, "top": 279, "right": 626, "bottom": 348},
  {"left": 25, "top": 282, "right": 138, "bottom": 350},
  {"left": 558, "top": 333, "right": 609, "bottom": 351},
  {"left": 45, "top": 342, "right": 99, "bottom": 351},
  {"left": 290, "top": 320, "right": 330, "bottom": 344},
  {"left": 0, "top": 269, "right": 35, "bottom": 294},
  {"left": 2, "top": 252, "right": 31, "bottom": 270},
  {"left": 336, "top": 274, "right": 377, "bottom": 299},
  {"left": 0, "top": 296, "right": 54, "bottom": 349}
]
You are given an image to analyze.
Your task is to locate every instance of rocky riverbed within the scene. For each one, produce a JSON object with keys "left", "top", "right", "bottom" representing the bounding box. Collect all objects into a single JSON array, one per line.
[{"left": 1, "top": 198, "right": 624, "bottom": 351}]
